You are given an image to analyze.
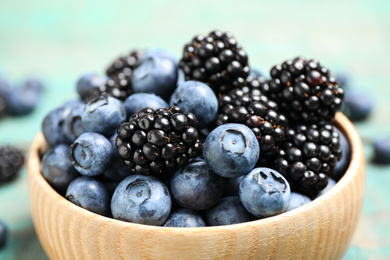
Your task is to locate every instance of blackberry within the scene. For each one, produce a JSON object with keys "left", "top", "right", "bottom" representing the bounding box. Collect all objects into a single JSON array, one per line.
[
  {"left": 116, "top": 106, "right": 202, "bottom": 176},
  {"left": 180, "top": 30, "right": 250, "bottom": 94},
  {"left": 0, "top": 146, "right": 24, "bottom": 183},
  {"left": 212, "top": 87, "right": 288, "bottom": 165},
  {"left": 84, "top": 50, "right": 144, "bottom": 102},
  {"left": 275, "top": 123, "right": 342, "bottom": 197},
  {"left": 261, "top": 56, "right": 344, "bottom": 124}
]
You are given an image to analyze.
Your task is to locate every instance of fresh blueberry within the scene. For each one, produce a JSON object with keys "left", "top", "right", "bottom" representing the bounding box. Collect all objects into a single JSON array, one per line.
[
  {"left": 342, "top": 89, "right": 375, "bottom": 121},
  {"left": 76, "top": 72, "right": 108, "bottom": 100},
  {"left": 111, "top": 174, "right": 172, "bottom": 226},
  {"left": 0, "top": 95, "right": 7, "bottom": 119},
  {"left": 24, "top": 76, "right": 44, "bottom": 92},
  {"left": 6, "top": 80, "right": 43, "bottom": 116},
  {"left": 223, "top": 175, "right": 245, "bottom": 197},
  {"left": 176, "top": 68, "right": 186, "bottom": 87},
  {"left": 164, "top": 208, "right": 206, "bottom": 227},
  {"left": 239, "top": 167, "right": 290, "bottom": 218},
  {"left": 0, "top": 220, "right": 6, "bottom": 249},
  {"left": 334, "top": 69, "right": 350, "bottom": 88},
  {"left": 373, "top": 137, "right": 390, "bottom": 164},
  {"left": 315, "top": 178, "right": 336, "bottom": 198},
  {"left": 66, "top": 176, "right": 110, "bottom": 216},
  {"left": 41, "top": 144, "right": 79, "bottom": 194},
  {"left": 69, "top": 132, "right": 114, "bottom": 176},
  {"left": 144, "top": 47, "right": 178, "bottom": 67},
  {"left": 286, "top": 192, "right": 311, "bottom": 212},
  {"left": 103, "top": 132, "right": 130, "bottom": 182},
  {"left": 82, "top": 94, "right": 126, "bottom": 136},
  {"left": 170, "top": 81, "right": 218, "bottom": 129},
  {"left": 131, "top": 56, "right": 177, "bottom": 101},
  {"left": 123, "top": 93, "right": 168, "bottom": 117},
  {"left": 63, "top": 103, "right": 86, "bottom": 142},
  {"left": 250, "top": 66, "right": 269, "bottom": 79},
  {"left": 203, "top": 123, "right": 260, "bottom": 178},
  {"left": 170, "top": 159, "right": 224, "bottom": 211},
  {"left": 42, "top": 106, "right": 73, "bottom": 146},
  {"left": 205, "top": 196, "right": 255, "bottom": 226},
  {"left": 333, "top": 127, "right": 351, "bottom": 180}
]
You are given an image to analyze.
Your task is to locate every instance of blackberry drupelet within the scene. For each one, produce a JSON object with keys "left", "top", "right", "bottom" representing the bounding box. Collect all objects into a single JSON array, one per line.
[
  {"left": 0, "top": 146, "right": 24, "bottom": 183},
  {"left": 180, "top": 30, "right": 250, "bottom": 94},
  {"left": 276, "top": 123, "right": 342, "bottom": 197},
  {"left": 212, "top": 87, "right": 288, "bottom": 165},
  {"left": 84, "top": 50, "right": 144, "bottom": 102},
  {"left": 261, "top": 56, "right": 344, "bottom": 124},
  {"left": 116, "top": 106, "right": 202, "bottom": 176}
]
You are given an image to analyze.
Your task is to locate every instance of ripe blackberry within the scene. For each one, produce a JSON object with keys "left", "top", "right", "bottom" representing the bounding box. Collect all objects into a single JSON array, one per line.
[
  {"left": 116, "top": 106, "right": 202, "bottom": 176},
  {"left": 180, "top": 30, "right": 250, "bottom": 94},
  {"left": 0, "top": 146, "right": 24, "bottom": 183},
  {"left": 212, "top": 87, "right": 288, "bottom": 165},
  {"left": 84, "top": 50, "right": 144, "bottom": 102},
  {"left": 276, "top": 123, "right": 342, "bottom": 197},
  {"left": 261, "top": 56, "right": 344, "bottom": 124}
]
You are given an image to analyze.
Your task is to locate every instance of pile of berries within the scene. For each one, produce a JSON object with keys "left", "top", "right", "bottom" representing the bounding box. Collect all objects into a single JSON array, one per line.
[{"left": 40, "top": 30, "right": 350, "bottom": 227}]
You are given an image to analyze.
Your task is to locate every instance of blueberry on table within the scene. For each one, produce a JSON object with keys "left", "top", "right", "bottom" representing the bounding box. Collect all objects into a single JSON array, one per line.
[
  {"left": 124, "top": 93, "right": 168, "bottom": 117},
  {"left": 315, "top": 178, "right": 336, "bottom": 198},
  {"left": 286, "top": 192, "right": 311, "bottom": 212},
  {"left": 82, "top": 94, "right": 126, "bottom": 136},
  {"left": 66, "top": 176, "right": 110, "bottom": 216},
  {"left": 239, "top": 167, "right": 291, "bottom": 218},
  {"left": 342, "top": 89, "right": 374, "bottom": 121},
  {"left": 76, "top": 72, "right": 108, "bottom": 101},
  {"left": 170, "top": 159, "right": 224, "bottom": 211},
  {"left": 373, "top": 138, "right": 390, "bottom": 164},
  {"left": 164, "top": 208, "right": 206, "bottom": 227},
  {"left": 69, "top": 133, "right": 114, "bottom": 176},
  {"left": 203, "top": 123, "right": 260, "bottom": 178},
  {"left": 0, "top": 220, "right": 7, "bottom": 249},
  {"left": 170, "top": 80, "right": 218, "bottom": 130},
  {"left": 333, "top": 127, "right": 351, "bottom": 181},
  {"left": 111, "top": 174, "right": 172, "bottom": 226},
  {"left": 41, "top": 144, "right": 79, "bottom": 194},
  {"left": 205, "top": 196, "right": 255, "bottom": 226}
]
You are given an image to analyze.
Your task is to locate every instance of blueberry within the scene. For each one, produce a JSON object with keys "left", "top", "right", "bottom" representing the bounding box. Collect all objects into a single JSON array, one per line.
[
  {"left": 286, "top": 192, "right": 311, "bottom": 212},
  {"left": 169, "top": 159, "right": 224, "bottom": 211},
  {"left": 131, "top": 56, "right": 177, "bottom": 101},
  {"left": 82, "top": 94, "right": 126, "bottom": 136},
  {"left": 373, "top": 137, "right": 390, "bottom": 164},
  {"left": 111, "top": 174, "right": 172, "bottom": 226},
  {"left": 123, "top": 93, "right": 168, "bottom": 117},
  {"left": 0, "top": 220, "right": 6, "bottom": 249},
  {"left": 42, "top": 106, "right": 73, "bottom": 146},
  {"left": 250, "top": 66, "right": 269, "bottom": 79},
  {"left": 170, "top": 81, "right": 218, "bottom": 129},
  {"left": 6, "top": 82, "right": 42, "bottom": 116},
  {"left": 223, "top": 175, "right": 245, "bottom": 197},
  {"left": 333, "top": 127, "right": 350, "bottom": 180},
  {"left": 239, "top": 167, "right": 290, "bottom": 218},
  {"left": 164, "top": 208, "right": 206, "bottom": 227},
  {"left": 41, "top": 144, "right": 79, "bottom": 194},
  {"left": 63, "top": 103, "right": 86, "bottom": 142},
  {"left": 176, "top": 68, "right": 186, "bottom": 87},
  {"left": 203, "top": 123, "right": 260, "bottom": 178},
  {"left": 315, "top": 178, "right": 336, "bottom": 198},
  {"left": 144, "top": 47, "right": 178, "bottom": 67},
  {"left": 76, "top": 72, "right": 108, "bottom": 100},
  {"left": 342, "top": 89, "right": 375, "bottom": 121},
  {"left": 205, "top": 196, "right": 255, "bottom": 226},
  {"left": 66, "top": 176, "right": 110, "bottom": 216},
  {"left": 24, "top": 76, "right": 44, "bottom": 92},
  {"left": 334, "top": 69, "right": 350, "bottom": 88},
  {"left": 69, "top": 132, "right": 114, "bottom": 176}
]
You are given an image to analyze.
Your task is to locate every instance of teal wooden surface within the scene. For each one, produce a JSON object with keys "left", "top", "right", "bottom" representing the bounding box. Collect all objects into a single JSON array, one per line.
[{"left": 0, "top": 0, "right": 389, "bottom": 259}]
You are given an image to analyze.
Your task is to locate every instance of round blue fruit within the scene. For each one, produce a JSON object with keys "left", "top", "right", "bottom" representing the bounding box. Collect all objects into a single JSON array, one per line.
[
  {"left": 170, "top": 81, "right": 218, "bottom": 130},
  {"left": 164, "top": 208, "right": 206, "bottom": 227},
  {"left": 6, "top": 80, "right": 43, "bottom": 116},
  {"left": 170, "top": 159, "right": 224, "bottom": 211},
  {"left": 70, "top": 132, "right": 114, "bottom": 176},
  {"left": 41, "top": 144, "right": 79, "bottom": 194},
  {"left": 205, "top": 196, "right": 255, "bottom": 226},
  {"left": 203, "top": 123, "right": 260, "bottom": 178},
  {"left": 124, "top": 93, "right": 168, "bottom": 117},
  {"left": 239, "top": 167, "right": 290, "bottom": 218},
  {"left": 315, "top": 178, "right": 337, "bottom": 198},
  {"left": 342, "top": 89, "right": 374, "bottom": 121},
  {"left": 111, "top": 174, "right": 172, "bottom": 226},
  {"left": 286, "top": 192, "right": 311, "bottom": 212},
  {"left": 76, "top": 72, "right": 108, "bottom": 100},
  {"left": 42, "top": 106, "right": 72, "bottom": 146},
  {"left": 373, "top": 137, "right": 390, "bottom": 164},
  {"left": 63, "top": 103, "right": 86, "bottom": 143},
  {"left": 82, "top": 94, "right": 126, "bottom": 136},
  {"left": 144, "top": 47, "right": 178, "bottom": 67}
]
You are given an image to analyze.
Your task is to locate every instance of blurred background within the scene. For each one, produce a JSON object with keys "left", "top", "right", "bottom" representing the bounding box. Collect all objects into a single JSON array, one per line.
[{"left": 0, "top": 0, "right": 389, "bottom": 259}]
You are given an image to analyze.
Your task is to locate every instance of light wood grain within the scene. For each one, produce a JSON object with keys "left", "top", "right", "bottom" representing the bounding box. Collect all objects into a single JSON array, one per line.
[{"left": 27, "top": 113, "right": 365, "bottom": 260}]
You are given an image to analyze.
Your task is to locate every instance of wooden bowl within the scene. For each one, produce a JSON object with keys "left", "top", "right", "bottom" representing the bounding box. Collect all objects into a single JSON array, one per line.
[{"left": 27, "top": 113, "right": 365, "bottom": 260}]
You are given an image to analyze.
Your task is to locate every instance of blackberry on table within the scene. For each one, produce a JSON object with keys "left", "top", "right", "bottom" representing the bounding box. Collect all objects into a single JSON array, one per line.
[
  {"left": 275, "top": 123, "right": 342, "bottom": 197},
  {"left": 180, "top": 30, "right": 250, "bottom": 94},
  {"left": 261, "top": 56, "right": 344, "bottom": 124},
  {"left": 0, "top": 146, "right": 24, "bottom": 183},
  {"left": 116, "top": 106, "right": 202, "bottom": 176}
]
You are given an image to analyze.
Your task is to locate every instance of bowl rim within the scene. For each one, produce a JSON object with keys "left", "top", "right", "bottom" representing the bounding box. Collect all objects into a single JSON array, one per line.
[{"left": 27, "top": 112, "right": 365, "bottom": 233}]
